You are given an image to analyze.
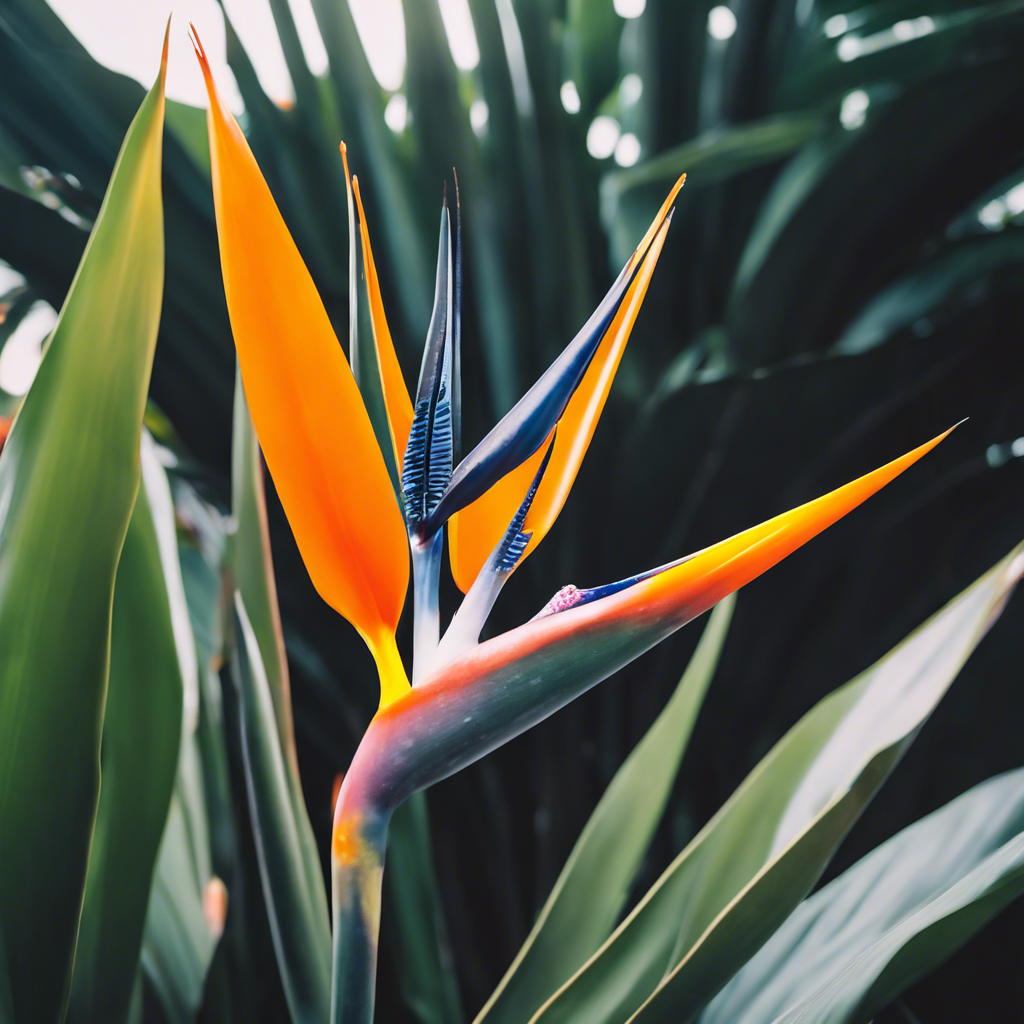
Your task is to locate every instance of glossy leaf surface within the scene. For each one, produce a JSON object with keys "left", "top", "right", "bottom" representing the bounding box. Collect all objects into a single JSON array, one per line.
[
  {"left": 233, "top": 595, "right": 332, "bottom": 1024},
  {"left": 532, "top": 542, "right": 1024, "bottom": 1024},
  {"left": 701, "top": 765, "right": 1024, "bottom": 1024},
  {"left": 0, "top": 39, "right": 166, "bottom": 1023},
  {"left": 68, "top": 436, "right": 187, "bottom": 1024}
]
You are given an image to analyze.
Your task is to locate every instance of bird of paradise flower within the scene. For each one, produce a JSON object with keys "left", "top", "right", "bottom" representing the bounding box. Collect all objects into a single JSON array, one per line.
[{"left": 191, "top": 27, "right": 954, "bottom": 1023}]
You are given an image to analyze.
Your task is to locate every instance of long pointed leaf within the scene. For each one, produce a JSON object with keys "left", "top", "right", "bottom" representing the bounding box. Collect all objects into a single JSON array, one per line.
[
  {"left": 68, "top": 435, "right": 186, "bottom": 1024},
  {"left": 231, "top": 369, "right": 326, "bottom": 929},
  {"left": 0, "top": 36, "right": 166, "bottom": 1022},
  {"left": 232, "top": 595, "right": 333, "bottom": 1024},
  {"left": 701, "top": 765, "right": 1024, "bottom": 1024},
  {"left": 533, "top": 542, "right": 1024, "bottom": 1024}
]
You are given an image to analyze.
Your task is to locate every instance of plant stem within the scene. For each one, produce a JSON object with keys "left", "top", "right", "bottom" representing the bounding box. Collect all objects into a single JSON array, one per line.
[
  {"left": 330, "top": 795, "right": 391, "bottom": 1024},
  {"left": 411, "top": 531, "right": 443, "bottom": 683}
]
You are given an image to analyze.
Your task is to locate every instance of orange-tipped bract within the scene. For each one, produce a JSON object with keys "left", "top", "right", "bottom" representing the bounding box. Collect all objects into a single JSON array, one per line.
[{"left": 191, "top": 28, "right": 409, "bottom": 705}]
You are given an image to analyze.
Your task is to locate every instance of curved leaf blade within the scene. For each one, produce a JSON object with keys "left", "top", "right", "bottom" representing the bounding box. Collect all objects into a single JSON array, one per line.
[
  {"left": 67, "top": 435, "right": 186, "bottom": 1024},
  {"left": 701, "top": 765, "right": 1024, "bottom": 1024},
  {"left": 232, "top": 594, "right": 333, "bottom": 1024},
  {"left": 531, "top": 542, "right": 1024, "bottom": 1024},
  {"left": 0, "top": 38, "right": 166, "bottom": 1022}
]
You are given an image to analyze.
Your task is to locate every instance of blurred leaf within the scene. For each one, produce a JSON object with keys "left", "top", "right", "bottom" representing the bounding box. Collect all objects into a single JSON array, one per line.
[
  {"left": 67, "top": 435, "right": 187, "bottom": 1024},
  {"left": 478, "top": 595, "right": 735, "bottom": 1024},
  {"left": 533, "top": 542, "right": 1024, "bottom": 1024},
  {"left": 701, "top": 763, "right": 1024, "bottom": 1024},
  {"left": 601, "top": 113, "right": 823, "bottom": 262},
  {"left": 231, "top": 371, "right": 302, "bottom": 783},
  {"left": 165, "top": 100, "right": 211, "bottom": 176},
  {"left": 780, "top": 0, "right": 1024, "bottom": 107},
  {"left": 0, "top": 45, "right": 165, "bottom": 1023},
  {"left": 232, "top": 595, "right": 332, "bottom": 1024},
  {"left": 385, "top": 792, "right": 465, "bottom": 1024},
  {"left": 141, "top": 742, "right": 222, "bottom": 1024},
  {"left": 309, "top": 0, "right": 434, "bottom": 335},
  {"left": 832, "top": 228, "right": 1024, "bottom": 355},
  {"left": 729, "top": 58, "right": 1024, "bottom": 367},
  {"left": 563, "top": 0, "right": 621, "bottom": 116}
]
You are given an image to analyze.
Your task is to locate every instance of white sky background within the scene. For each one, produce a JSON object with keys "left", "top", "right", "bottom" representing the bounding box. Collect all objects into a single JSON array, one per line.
[{"left": 42, "top": 0, "right": 475, "bottom": 107}]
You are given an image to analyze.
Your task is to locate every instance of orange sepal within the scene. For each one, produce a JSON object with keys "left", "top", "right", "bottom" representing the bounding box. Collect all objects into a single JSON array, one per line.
[
  {"left": 344, "top": 152, "right": 414, "bottom": 474},
  {"left": 191, "top": 29, "right": 409, "bottom": 703},
  {"left": 448, "top": 216, "right": 672, "bottom": 593}
]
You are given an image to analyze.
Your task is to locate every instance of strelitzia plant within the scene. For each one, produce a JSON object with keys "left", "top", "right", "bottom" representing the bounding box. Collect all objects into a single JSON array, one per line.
[{"left": 190, "top": 28, "right": 967, "bottom": 1024}]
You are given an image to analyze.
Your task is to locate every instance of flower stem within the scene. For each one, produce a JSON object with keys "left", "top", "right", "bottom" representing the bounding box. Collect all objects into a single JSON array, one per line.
[
  {"left": 330, "top": 798, "right": 391, "bottom": 1024},
  {"left": 410, "top": 531, "right": 443, "bottom": 683}
]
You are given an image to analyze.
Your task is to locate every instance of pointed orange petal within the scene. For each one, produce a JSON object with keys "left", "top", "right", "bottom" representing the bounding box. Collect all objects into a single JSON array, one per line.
[
  {"left": 192, "top": 30, "right": 409, "bottom": 700},
  {"left": 448, "top": 216, "right": 672, "bottom": 593},
  {"left": 627, "top": 173, "right": 684, "bottom": 272},
  {"left": 432, "top": 426, "right": 959, "bottom": 700},
  {"left": 638, "top": 424, "right": 960, "bottom": 620},
  {"left": 349, "top": 167, "right": 414, "bottom": 474}
]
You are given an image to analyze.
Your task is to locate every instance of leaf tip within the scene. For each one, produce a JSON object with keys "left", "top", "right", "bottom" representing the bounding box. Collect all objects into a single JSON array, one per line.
[{"left": 160, "top": 14, "right": 171, "bottom": 85}]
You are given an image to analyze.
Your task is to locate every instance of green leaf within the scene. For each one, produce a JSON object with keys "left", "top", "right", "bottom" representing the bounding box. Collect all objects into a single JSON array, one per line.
[
  {"left": 0, "top": 38, "right": 166, "bottom": 1024},
  {"left": 141, "top": 740, "right": 222, "bottom": 1024},
  {"left": 600, "top": 113, "right": 823, "bottom": 264},
  {"left": 385, "top": 792, "right": 465, "bottom": 1024},
  {"left": 67, "top": 434, "right": 187, "bottom": 1024},
  {"left": 831, "top": 229, "right": 1024, "bottom": 355},
  {"left": 478, "top": 595, "right": 735, "bottom": 1024},
  {"left": 532, "top": 541, "right": 1024, "bottom": 1024},
  {"left": 701, "top": 764, "right": 1024, "bottom": 1024},
  {"left": 231, "top": 366, "right": 329, "bottom": 945},
  {"left": 232, "top": 594, "right": 333, "bottom": 1024},
  {"left": 231, "top": 370, "right": 301, "bottom": 781}
]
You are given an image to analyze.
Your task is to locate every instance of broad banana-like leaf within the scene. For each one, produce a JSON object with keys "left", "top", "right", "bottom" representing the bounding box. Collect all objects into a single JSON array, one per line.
[
  {"left": 68, "top": 435, "right": 187, "bottom": 1024},
  {"left": 0, "top": 34, "right": 166, "bottom": 1023},
  {"left": 531, "top": 541, "right": 1024, "bottom": 1024},
  {"left": 232, "top": 596, "right": 332, "bottom": 1024},
  {"left": 192, "top": 29, "right": 410, "bottom": 706},
  {"left": 701, "top": 765, "right": 1024, "bottom": 1024},
  {"left": 477, "top": 595, "right": 735, "bottom": 1024}
]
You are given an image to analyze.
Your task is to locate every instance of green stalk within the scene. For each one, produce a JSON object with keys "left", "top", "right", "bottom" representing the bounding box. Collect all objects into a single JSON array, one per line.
[{"left": 330, "top": 799, "right": 391, "bottom": 1024}]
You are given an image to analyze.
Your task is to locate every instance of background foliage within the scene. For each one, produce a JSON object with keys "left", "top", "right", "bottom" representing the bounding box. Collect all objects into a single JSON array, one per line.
[{"left": 1, "top": 0, "right": 1022, "bottom": 1020}]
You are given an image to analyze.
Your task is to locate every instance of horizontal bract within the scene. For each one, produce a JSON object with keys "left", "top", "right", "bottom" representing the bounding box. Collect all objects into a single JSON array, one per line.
[{"left": 340, "top": 427, "right": 954, "bottom": 813}]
